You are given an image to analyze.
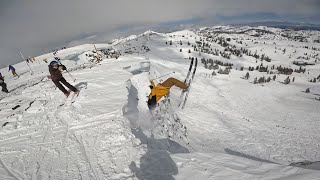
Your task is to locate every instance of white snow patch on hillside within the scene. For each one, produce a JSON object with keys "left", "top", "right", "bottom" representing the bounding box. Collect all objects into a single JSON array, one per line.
[{"left": 0, "top": 26, "right": 320, "bottom": 179}]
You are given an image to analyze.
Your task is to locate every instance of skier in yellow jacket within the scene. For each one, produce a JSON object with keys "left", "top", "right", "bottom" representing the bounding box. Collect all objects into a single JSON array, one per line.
[{"left": 148, "top": 77, "right": 188, "bottom": 109}]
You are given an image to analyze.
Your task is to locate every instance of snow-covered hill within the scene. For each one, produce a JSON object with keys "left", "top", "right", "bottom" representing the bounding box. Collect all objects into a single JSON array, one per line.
[{"left": 0, "top": 26, "right": 319, "bottom": 179}]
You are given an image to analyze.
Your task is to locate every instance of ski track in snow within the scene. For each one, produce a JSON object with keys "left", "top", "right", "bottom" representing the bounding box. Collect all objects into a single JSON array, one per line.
[
  {"left": 0, "top": 27, "right": 320, "bottom": 179},
  {"left": 0, "top": 55, "right": 144, "bottom": 179}
]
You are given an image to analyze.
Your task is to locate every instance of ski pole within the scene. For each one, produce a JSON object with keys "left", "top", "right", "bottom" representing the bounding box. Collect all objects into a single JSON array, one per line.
[
  {"left": 151, "top": 72, "right": 175, "bottom": 81},
  {"left": 56, "top": 59, "right": 76, "bottom": 82},
  {"left": 19, "top": 51, "right": 34, "bottom": 75},
  {"left": 66, "top": 70, "right": 76, "bottom": 82}
]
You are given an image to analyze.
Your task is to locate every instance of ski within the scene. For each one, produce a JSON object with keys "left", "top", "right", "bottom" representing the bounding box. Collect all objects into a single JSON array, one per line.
[
  {"left": 57, "top": 91, "right": 80, "bottom": 108},
  {"left": 71, "top": 91, "right": 80, "bottom": 103},
  {"left": 181, "top": 58, "right": 198, "bottom": 109},
  {"left": 184, "top": 58, "right": 194, "bottom": 84},
  {"left": 57, "top": 95, "right": 71, "bottom": 108},
  {"left": 178, "top": 58, "right": 194, "bottom": 106}
]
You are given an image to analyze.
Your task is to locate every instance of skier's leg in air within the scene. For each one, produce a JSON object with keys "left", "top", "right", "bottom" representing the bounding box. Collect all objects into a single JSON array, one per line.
[{"left": 161, "top": 77, "right": 188, "bottom": 89}]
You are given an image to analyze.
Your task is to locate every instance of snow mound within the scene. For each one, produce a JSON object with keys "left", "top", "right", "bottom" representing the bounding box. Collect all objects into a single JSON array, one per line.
[{"left": 0, "top": 26, "right": 320, "bottom": 179}]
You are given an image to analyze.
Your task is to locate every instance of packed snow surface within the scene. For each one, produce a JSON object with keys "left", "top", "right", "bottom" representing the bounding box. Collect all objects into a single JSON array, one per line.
[{"left": 0, "top": 26, "right": 320, "bottom": 179}]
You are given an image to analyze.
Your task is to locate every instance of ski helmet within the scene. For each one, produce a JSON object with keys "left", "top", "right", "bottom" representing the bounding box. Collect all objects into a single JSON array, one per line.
[
  {"left": 147, "top": 96, "right": 157, "bottom": 110},
  {"left": 50, "top": 61, "right": 59, "bottom": 66}
]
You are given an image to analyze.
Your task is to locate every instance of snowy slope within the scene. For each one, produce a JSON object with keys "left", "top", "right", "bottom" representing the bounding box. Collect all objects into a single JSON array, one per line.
[{"left": 0, "top": 26, "right": 320, "bottom": 179}]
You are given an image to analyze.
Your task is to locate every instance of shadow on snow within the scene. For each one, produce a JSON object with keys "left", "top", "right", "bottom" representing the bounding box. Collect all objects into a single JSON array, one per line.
[{"left": 123, "top": 76, "right": 189, "bottom": 180}]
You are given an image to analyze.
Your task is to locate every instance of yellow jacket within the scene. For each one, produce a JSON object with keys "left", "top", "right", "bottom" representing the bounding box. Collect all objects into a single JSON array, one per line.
[{"left": 149, "top": 81, "right": 170, "bottom": 103}]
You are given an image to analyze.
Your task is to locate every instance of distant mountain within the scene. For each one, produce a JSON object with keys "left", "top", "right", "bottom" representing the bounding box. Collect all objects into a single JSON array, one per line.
[{"left": 232, "top": 21, "right": 320, "bottom": 31}]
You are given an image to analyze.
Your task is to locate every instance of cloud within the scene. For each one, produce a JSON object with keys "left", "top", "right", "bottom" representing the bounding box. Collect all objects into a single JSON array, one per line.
[{"left": 0, "top": 0, "right": 319, "bottom": 68}]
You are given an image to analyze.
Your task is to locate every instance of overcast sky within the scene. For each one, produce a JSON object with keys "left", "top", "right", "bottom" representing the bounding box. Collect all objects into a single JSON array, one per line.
[{"left": 0, "top": 0, "right": 319, "bottom": 69}]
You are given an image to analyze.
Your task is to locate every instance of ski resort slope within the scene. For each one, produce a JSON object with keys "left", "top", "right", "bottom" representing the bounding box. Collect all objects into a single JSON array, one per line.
[{"left": 0, "top": 27, "right": 320, "bottom": 179}]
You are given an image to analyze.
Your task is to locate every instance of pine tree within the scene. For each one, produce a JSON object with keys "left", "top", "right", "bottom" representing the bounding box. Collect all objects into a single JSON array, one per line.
[
  {"left": 283, "top": 48, "right": 286, "bottom": 54},
  {"left": 267, "top": 77, "right": 271, "bottom": 82},
  {"left": 245, "top": 72, "right": 250, "bottom": 79},
  {"left": 273, "top": 75, "right": 276, "bottom": 81},
  {"left": 305, "top": 88, "right": 310, "bottom": 93},
  {"left": 284, "top": 76, "right": 290, "bottom": 84},
  {"left": 259, "top": 77, "right": 265, "bottom": 83}
]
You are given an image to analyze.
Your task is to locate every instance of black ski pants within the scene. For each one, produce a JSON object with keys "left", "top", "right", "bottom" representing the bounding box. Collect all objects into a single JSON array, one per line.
[
  {"left": 0, "top": 83, "right": 8, "bottom": 93},
  {"left": 53, "top": 77, "right": 77, "bottom": 94}
]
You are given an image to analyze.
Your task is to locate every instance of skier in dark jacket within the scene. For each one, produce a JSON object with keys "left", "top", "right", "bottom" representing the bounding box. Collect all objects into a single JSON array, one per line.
[
  {"left": 8, "top": 65, "right": 19, "bottom": 77},
  {"left": 0, "top": 72, "right": 9, "bottom": 93},
  {"left": 49, "top": 61, "right": 78, "bottom": 97}
]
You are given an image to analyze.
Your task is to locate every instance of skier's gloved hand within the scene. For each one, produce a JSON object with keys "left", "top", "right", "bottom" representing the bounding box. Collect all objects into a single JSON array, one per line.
[
  {"left": 58, "top": 65, "right": 67, "bottom": 71},
  {"left": 62, "top": 65, "right": 67, "bottom": 70}
]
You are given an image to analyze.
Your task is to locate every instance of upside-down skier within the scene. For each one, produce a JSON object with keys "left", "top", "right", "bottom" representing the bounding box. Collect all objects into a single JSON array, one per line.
[{"left": 147, "top": 77, "right": 188, "bottom": 109}]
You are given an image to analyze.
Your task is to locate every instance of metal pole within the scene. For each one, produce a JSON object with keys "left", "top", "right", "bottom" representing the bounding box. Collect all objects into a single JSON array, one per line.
[
  {"left": 66, "top": 70, "right": 76, "bottom": 82},
  {"left": 19, "top": 51, "right": 34, "bottom": 75},
  {"left": 56, "top": 59, "right": 76, "bottom": 82}
]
